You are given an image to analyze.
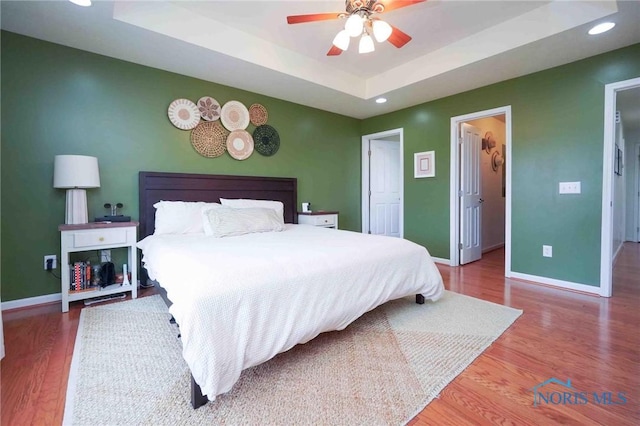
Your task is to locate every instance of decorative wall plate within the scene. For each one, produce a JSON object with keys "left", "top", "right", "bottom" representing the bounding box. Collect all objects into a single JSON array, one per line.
[
  {"left": 253, "top": 125, "right": 280, "bottom": 156},
  {"left": 249, "top": 103, "right": 268, "bottom": 126},
  {"left": 167, "top": 99, "right": 201, "bottom": 130},
  {"left": 191, "top": 121, "right": 229, "bottom": 158},
  {"left": 226, "top": 130, "right": 254, "bottom": 160},
  {"left": 197, "top": 96, "right": 221, "bottom": 121},
  {"left": 482, "top": 131, "right": 496, "bottom": 153},
  {"left": 220, "top": 101, "right": 250, "bottom": 131}
]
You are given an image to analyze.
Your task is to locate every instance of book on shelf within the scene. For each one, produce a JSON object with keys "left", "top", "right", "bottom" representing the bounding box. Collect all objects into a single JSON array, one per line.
[{"left": 69, "top": 261, "right": 98, "bottom": 292}]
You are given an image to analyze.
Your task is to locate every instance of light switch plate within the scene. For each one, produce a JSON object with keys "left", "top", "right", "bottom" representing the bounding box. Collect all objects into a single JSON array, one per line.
[
  {"left": 559, "top": 181, "right": 581, "bottom": 194},
  {"left": 543, "top": 245, "right": 553, "bottom": 257}
]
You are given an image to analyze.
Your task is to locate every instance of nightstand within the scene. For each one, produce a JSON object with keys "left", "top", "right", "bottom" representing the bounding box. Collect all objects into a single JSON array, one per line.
[
  {"left": 59, "top": 222, "right": 138, "bottom": 312},
  {"left": 297, "top": 211, "right": 339, "bottom": 229}
]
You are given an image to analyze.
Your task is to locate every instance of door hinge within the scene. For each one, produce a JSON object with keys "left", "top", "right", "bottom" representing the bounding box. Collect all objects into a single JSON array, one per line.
[
  {"left": 459, "top": 242, "right": 463, "bottom": 249},
  {"left": 458, "top": 138, "right": 463, "bottom": 145},
  {"left": 458, "top": 190, "right": 463, "bottom": 197},
  {"left": 368, "top": 150, "right": 371, "bottom": 157}
]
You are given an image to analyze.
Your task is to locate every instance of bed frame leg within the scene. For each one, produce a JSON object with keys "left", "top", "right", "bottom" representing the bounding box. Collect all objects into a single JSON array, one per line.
[
  {"left": 416, "top": 294, "right": 425, "bottom": 305},
  {"left": 191, "top": 374, "right": 208, "bottom": 409}
]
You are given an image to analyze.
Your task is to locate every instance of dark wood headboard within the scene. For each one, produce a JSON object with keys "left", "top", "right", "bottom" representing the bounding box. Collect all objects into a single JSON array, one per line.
[{"left": 138, "top": 172, "right": 298, "bottom": 238}]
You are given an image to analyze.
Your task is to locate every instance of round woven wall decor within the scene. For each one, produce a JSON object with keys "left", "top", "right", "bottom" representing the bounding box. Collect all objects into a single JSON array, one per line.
[
  {"left": 190, "top": 121, "right": 229, "bottom": 158},
  {"left": 226, "top": 130, "right": 254, "bottom": 160},
  {"left": 168, "top": 98, "right": 200, "bottom": 130},
  {"left": 249, "top": 103, "right": 268, "bottom": 126},
  {"left": 220, "top": 101, "right": 250, "bottom": 131},
  {"left": 253, "top": 125, "right": 280, "bottom": 156},
  {"left": 197, "top": 96, "right": 221, "bottom": 121}
]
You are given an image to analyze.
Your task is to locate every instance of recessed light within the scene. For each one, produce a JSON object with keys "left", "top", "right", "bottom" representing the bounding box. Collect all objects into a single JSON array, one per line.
[
  {"left": 375, "top": 97, "right": 387, "bottom": 104},
  {"left": 588, "top": 22, "right": 615, "bottom": 35},
  {"left": 69, "top": 0, "right": 92, "bottom": 6}
]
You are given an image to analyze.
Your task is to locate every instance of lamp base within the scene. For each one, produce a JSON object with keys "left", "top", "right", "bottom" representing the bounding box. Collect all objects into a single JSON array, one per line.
[{"left": 65, "top": 188, "right": 88, "bottom": 224}]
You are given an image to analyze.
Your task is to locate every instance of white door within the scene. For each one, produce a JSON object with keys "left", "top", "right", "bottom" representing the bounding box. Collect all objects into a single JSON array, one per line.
[
  {"left": 460, "top": 123, "right": 483, "bottom": 264},
  {"left": 369, "top": 139, "right": 401, "bottom": 237}
]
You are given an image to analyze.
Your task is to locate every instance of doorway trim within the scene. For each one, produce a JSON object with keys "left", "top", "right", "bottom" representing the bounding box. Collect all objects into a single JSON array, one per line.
[
  {"left": 361, "top": 128, "right": 404, "bottom": 237},
  {"left": 634, "top": 143, "right": 640, "bottom": 243},
  {"left": 601, "top": 77, "right": 640, "bottom": 297},
  {"left": 450, "top": 106, "right": 512, "bottom": 276}
]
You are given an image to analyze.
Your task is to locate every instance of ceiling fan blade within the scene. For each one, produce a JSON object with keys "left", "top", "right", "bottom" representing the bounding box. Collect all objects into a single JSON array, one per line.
[
  {"left": 377, "top": 0, "right": 426, "bottom": 13},
  {"left": 327, "top": 45, "right": 344, "bottom": 56},
  {"left": 287, "top": 13, "right": 343, "bottom": 24},
  {"left": 387, "top": 25, "right": 412, "bottom": 48}
]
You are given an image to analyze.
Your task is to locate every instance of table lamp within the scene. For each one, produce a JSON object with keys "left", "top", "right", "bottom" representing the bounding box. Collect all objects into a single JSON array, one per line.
[{"left": 53, "top": 155, "right": 101, "bottom": 224}]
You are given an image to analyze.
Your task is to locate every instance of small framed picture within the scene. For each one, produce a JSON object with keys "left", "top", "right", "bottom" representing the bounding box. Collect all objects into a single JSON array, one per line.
[{"left": 414, "top": 151, "right": 435, "bottom": 178}]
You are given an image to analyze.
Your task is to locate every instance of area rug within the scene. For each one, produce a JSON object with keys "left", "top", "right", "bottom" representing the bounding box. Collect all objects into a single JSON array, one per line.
[{"left": 63, "top": 292, "right": 522, "bottom": 425}]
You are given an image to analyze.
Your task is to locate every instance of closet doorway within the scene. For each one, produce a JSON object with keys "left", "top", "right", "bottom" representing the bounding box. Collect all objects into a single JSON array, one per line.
[
  {"left": 450, "top": 106, "right": 512, "bottom": 275},
  {"left": 361, "top": 128, "right": 404, "bottom": 238}
]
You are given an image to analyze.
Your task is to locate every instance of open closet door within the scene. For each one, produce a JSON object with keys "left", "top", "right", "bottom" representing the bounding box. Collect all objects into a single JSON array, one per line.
[
  {"left": 460, "top": 123, "right": 483, "bottom": 264},
  {"left": 369, "top": 139, "right": 401, "bottom": 237}
]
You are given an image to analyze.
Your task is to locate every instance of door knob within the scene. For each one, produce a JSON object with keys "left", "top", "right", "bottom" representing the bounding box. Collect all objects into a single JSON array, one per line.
[{"left": 479, "top": 198, "right": 485, "bottom": 203}]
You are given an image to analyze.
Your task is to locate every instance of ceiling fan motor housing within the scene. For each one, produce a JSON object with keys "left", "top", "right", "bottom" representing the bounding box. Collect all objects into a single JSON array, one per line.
[{"left": 346, "top": 0, "right": 385, "bottom": 15}]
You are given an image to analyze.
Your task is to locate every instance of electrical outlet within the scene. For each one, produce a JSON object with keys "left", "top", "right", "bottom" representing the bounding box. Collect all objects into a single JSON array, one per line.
[
  {"left": 44, "top": 255, "right": 57, "bottom": 270},
  {"left": 100, "top": 250, "right": 111, "bottom": 262},
  {"left": 543, "top": 245, "right": 553, "bottom": 258}
]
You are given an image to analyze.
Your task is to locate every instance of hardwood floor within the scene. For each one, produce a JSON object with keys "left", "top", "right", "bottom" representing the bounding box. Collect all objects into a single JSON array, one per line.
[
  {"left": 2, "top": 244, "right": 638, "bottom": 425},
  {"left": 411, "top": 243, "right": 640, "bottom": 426}
]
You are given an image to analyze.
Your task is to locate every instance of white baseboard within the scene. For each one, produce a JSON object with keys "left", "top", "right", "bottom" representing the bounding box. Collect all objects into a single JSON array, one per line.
[
  {"left": 2, "top": 292, "right": 62, "bottom": 311},
  {"left": 431, "top": 257, "right": 451, "bottom": 266},
  {"left": 3, "top": 281, "right": 144, "bottom": 311},
  {"left": 509, "top": 272, "right": 604, "bottom": 296},
  {"left": 612, "top": 242, "right": 624, "bottom": 264},
  {"left": 482, "top": 243, "right": 505, "bottom": 253}
]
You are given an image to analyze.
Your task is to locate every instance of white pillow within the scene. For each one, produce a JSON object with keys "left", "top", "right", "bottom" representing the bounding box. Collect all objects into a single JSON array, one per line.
[
  {"left": 219, "top": 198, "right": 285, "bottom": 224},
  {"left": 153, "top": 201, "right": 222, "bottom": 235},
  {"left": 202, "top": 206, "right": 285, "bottom": 238}
]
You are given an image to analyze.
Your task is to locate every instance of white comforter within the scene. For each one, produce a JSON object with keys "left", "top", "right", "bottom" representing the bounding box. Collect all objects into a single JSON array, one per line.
[{"left": 137, "top": 225, "right": 444, "bottom": 400}]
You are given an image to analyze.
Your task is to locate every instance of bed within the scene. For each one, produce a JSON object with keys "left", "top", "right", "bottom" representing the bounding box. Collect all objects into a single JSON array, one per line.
[{"left": 137, "top": 171, "right": 445, "bottom": 408}]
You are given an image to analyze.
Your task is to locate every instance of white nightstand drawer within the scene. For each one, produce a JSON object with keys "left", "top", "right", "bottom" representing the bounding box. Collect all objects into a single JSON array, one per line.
[
  {"left": 298, "top": 212, "right": 339, "bottom": 229},
  {"left": 307, "top": 215, "right": 336, "bottom": 227},
  {"left": 73, "top": 229, "right": 128, "bottom": 248}
]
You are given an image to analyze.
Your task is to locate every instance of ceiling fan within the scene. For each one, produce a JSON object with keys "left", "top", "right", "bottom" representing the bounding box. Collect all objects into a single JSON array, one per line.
[{"left": 286, "top": 0, "right": 425, "bottom": 56}]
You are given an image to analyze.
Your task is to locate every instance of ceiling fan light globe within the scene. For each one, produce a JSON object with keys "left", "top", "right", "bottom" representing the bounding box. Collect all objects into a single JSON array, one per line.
[
  {"left": 69, "top": 0, "right": 92, "bottom": 6},
  {"left": 345, "top": 14, "right": 364, "bottom": 37},
  {"left": 372, "top": 20, "right": 392, "bottom": 42},
  {"left": 333, "top": 30, "right": 350, "bottom": 51},
  {"left": 359, "top": 34, "right": 375, "bottom": 54}
]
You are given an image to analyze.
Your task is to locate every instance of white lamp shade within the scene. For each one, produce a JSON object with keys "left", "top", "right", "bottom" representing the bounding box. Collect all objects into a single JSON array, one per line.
[
  {"left": 345, "top": 14, "right": 364, "bottom": 37},
  {"left": 332, "top": 30, "right": 350, "bottom": 51},
  {"left": 359, "top": 34, "right": 375, "bottom": 54},
  {"left": 372, "top": 20, "right": 392, "bottom": 43},
  {"left": 53, "top": 155, "right": 101, "bottom": 188}
]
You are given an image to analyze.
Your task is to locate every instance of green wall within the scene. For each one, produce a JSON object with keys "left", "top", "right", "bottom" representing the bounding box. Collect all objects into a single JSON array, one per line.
[
  {"left": 2, "top": 30, "right": 639, "bottom": 302},
  {"left": 0, "top": 31, "right": 362, "bottom": 302},
  {"left": 362, "top": 43, "right": 640, "bottom": 286}
]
